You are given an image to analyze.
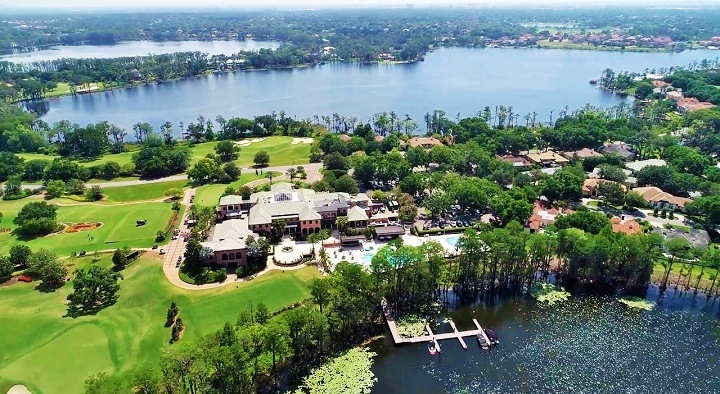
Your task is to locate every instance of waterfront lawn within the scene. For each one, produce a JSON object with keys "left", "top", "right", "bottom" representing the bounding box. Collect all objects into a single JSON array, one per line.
[
  {"left": 536, "top": 39, "right": 661, "bottom": 52},
  {"left": 0, "top": 255, "right": 319, "bottom": 394},
  {"left": 0, "top": 200, "right": 175, "bottom": 256},
  {"left": 652, "top": 259, "right": 719, "bottom": 290},
  {"left": 102, "top": 180, "right": 189, "bottom": 203}
]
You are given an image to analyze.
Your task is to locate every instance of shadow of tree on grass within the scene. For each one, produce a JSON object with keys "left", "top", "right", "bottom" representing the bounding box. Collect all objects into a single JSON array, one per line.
[{"left": 64, "top": 296, "right": 119, "bottom": 319}]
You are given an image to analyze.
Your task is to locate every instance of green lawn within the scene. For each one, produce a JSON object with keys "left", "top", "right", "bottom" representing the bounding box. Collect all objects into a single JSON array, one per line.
[
  {"left": 102, "top": 180, "right": 189, "bottom": 203},
  {"left": 193, "top": 172, "right": 279, "bottom": 207},
  {"left": 16, "top": 136, "right": 310, "bottom": 180},
  {"left": 190, "top": 136, "right": 311, "bottom": 167},
  {"left": 0, "top": 198, "right": 176, "bottom": 257},
  {"left": 0, "top": 255, "right": 319, "bottom": 394},
  {"left": 43, "top": 82, "right": 111, "bottom": 99},
  {"left": 536, "top": 39, "right": 663, "bottom": 52}
]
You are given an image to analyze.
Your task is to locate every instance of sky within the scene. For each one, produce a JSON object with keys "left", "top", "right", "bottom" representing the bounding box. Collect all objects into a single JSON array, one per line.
[{"left": 1, "top": 0, "right": 717, "bottom": 10}]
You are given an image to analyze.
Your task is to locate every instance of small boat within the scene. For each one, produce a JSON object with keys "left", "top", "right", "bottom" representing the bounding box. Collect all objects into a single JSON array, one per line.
[
  {"left": 485, "top": 328, "right": 500, "bottom": 346},
  {"left": 428, "top": 340, "right": 438, "bottom": 355},
  {"left": 589, "top": 79, "right": 598, "bottom": 85},
  {"left": 476, "top": 333, "right": 491, "bottom": 350}
]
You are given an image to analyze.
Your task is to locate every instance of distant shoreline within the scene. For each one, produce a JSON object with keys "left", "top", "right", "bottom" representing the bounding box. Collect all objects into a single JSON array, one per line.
[{"left": 9, "top": 43, "right": 713, "bottom": 105}]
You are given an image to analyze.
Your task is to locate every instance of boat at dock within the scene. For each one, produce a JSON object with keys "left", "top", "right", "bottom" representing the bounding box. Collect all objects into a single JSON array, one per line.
[{"left": 428, "top": 340, "right": 438, "bottom": 355}]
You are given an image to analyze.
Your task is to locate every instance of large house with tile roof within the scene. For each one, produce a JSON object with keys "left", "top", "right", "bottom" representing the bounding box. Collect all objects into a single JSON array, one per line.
[
  {"left": 217, "top": 183, "right": 371, "bottom": 237},
  {"left": 633, "top": 186, "right": 691, "bottom": 211}
]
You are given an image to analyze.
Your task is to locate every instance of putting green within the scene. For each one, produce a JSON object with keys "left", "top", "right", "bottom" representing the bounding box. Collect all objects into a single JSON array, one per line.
[{"left": 0, "top": 255, "right": 319, "bottom": 394}]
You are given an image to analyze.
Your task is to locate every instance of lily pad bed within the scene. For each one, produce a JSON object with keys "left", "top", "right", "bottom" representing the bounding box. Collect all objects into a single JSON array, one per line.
[
  {"left": 619, "top": 296, "right": 655, "bottom": 311},
  {"left": 530, "top": 282, "right": 571, "bottom": 305},
  {"left": 396, "top": 314, "right": 426, "bottom": 338}
]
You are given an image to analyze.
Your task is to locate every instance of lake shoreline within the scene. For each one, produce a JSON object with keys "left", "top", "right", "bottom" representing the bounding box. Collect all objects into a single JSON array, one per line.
[
  {"left": 12, "top": 42, "right": 713, "bottom": 106},
  {"left": 13, "top": 58, "right": 424, "bottom": 104},
  {"left": 27, "top": 46, "right": 718, "bottom": 131}
]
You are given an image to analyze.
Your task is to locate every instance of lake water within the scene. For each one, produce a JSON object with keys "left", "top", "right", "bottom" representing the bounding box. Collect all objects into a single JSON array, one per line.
[
  {"left": 30, "top": 46, "right": 719, "bottom": 133},
  {"left": 369, "top": 286, "right": 720, "bottom": 393},
  {"left": 0, "top": 40, "right": 280, "bottom": 63}
]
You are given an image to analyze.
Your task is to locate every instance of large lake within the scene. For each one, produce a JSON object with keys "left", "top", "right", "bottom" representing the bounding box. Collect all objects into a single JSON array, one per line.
[
  {"left": 30, "top": 46, "right": 719, "bottom": 132},
  {"left": 368, "top": 287, "right": 720, "bottom": 393},
  {"left": 0, "top": 40, "right": 280, "bottom": 63}
]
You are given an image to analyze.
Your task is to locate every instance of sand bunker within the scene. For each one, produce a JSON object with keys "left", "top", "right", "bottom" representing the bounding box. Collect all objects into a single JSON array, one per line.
[
  {"left": 234, "top": 137, "right": 267, "bottom": 147},
  {"left": 7, "top": 385, "right": 31, "bottom": 394},
  {"left": 292, "top": 137, "right": 314, "bottom": 145}
]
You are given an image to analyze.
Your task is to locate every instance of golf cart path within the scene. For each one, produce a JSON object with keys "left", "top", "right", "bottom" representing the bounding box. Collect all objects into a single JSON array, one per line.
[{"left": 21, "top": 163, "right": 322, "bottom": 189}]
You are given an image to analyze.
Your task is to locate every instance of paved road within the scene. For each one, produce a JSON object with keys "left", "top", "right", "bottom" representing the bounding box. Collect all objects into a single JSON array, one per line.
[{"left": 21, "top": 162, "right": 323, "bottom": 190}]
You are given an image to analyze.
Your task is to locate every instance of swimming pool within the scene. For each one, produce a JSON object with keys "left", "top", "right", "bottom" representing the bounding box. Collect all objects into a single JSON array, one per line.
[
  {"left": 361, "top": 252, "right": 376, "bottom": 264},
  {"left": 446, "top": 235, "right": 461, "bottom": 247}
]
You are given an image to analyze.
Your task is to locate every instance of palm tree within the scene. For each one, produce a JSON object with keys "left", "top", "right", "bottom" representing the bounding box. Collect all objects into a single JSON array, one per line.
[
  {"left": 307, "top": 232, "right": 321, "bottom": 254},
  {"left": 335, "top": 217, "right": 348, "bottom": 234},
  {"left": 271, "top": 219, "right": 287, "bottom": 238}
]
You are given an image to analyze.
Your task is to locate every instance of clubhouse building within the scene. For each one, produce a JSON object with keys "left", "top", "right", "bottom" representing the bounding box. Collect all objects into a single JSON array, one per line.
[
  {"left": 217, "top": 183, "right": 373, "bottom": 236},
  {"left": 204, "top": 183, "right": 381, "bottom": 267}
]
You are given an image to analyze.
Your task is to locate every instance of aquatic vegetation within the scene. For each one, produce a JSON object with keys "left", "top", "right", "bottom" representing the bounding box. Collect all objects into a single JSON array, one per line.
[
  {"left": 416, "top": 298, "right": 720, "bottom": 393},
  {"left": 397, "top": 314, "right": 427, "bottom": 338},
  {"left": 295, "top": 348, "right": 377, "bottom": 394},
  {"left": 529, "top": 282, "right": 570, "bottom": 305},
  {"left": 619, "top": 296, "right": 655, "bottom": 310}
]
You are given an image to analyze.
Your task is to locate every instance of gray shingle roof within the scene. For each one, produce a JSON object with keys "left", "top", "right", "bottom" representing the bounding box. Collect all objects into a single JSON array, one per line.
[{"left": 347, "top": 206, "right": 369, "bottom": 222}]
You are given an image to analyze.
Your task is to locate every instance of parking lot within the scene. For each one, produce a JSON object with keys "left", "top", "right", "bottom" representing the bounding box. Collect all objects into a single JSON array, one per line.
[{"left": 416, "top": 205, "right": 493, "bottom": 231}]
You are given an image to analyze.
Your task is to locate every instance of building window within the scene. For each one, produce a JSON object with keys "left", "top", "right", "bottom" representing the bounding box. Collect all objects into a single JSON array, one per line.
[
  {"left": 222, "top": 253, "right": 228, "bottom": 260},
  {"left": 229, "top": 253, "right": 235, "bottom": 260},
  {"left": 237, "top": 253, "right": 242, "bottom": 259}
]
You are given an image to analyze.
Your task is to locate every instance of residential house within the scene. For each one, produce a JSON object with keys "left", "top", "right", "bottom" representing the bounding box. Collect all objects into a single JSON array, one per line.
[
  {"left": 625, "top": 159, "right": 667, "bottom": 174},
  {"left": 582, "top": 179, "right": 627, "bottom": 198},
  {"left": 522, "top": 149, "right": 570, "bottom": 167},
  {"left": 561, "top": 148, "right": 603, "bottom": 160},
  {"left": 633, "top": 186, "right": 691, "bottom": 211},
  {"left": 600, "top": 141, "right": 636, "bottom": 160},
  {"left": 611, "top": 217, "right": 642, "bottom": 235},
  {"left": 338, "top": 134, "right": 352, "bottom": 142},
  {"left": 590, "top": 167, "right": 637, "bottom": 188},
  {"left": 676, "top": 97, "right": 715, "bottom": 113},
  {"left": 527, "top": 200, "right": 573, "bottom": 232},
  {"left": 499, "top": 154, "right": 533, "bottom": 169},
  {"left": 407, "top": 137, "right": 444, "bottom": 149}
]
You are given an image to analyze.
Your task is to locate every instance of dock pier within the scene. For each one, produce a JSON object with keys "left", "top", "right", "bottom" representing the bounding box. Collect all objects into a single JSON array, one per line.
[
  {"left": 473, "top": 318, "right": 492, "bottom": 346},
  {"left": 381, "top": 298, "right": 487, "bottom": 350}
]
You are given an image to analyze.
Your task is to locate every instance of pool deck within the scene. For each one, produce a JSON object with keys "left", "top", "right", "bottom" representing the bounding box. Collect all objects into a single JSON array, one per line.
[{"left": 328, "top": 234, "right": 461, "bottom": 270}]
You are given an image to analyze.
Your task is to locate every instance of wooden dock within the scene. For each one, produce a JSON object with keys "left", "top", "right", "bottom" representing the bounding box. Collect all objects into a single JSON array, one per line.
[
  {"left": 473, "top": 318, "right": 492, "bottom": 347},
  {"left": 381, "top": 298, "right": 486, "bottom": 350}
]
